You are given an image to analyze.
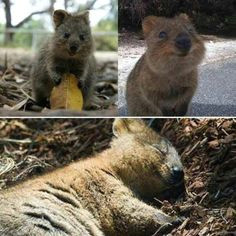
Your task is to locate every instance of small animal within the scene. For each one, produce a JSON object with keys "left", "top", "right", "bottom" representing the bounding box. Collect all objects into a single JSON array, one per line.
[
  {"left": 126, "top": 14, "right": 205, "bottom": 116},
  {"left": 31, "top": 9, "right": 96, "bottom": 108},
  {"left": 0, "top": 119, "right": 184, "bottom": 236}
]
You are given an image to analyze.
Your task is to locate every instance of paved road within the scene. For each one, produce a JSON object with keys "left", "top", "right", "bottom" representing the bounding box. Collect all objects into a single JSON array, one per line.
[
  {"left": 118, "top": 47, "right": 236, "bottom": 117},
  {"left": 191, "top": 57, "right": 236, "bottom": 116},
  {"left": 3, "top": 40, "right": 235, "bottom": 116}
]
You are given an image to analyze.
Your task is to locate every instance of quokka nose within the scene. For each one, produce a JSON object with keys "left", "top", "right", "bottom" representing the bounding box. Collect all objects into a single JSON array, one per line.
[
  {"left": 170, "top": 166, "right": 184, "bottom": 184},
  {"left": 175, "top": 33, "right": 192, "bottom": 52},
  {"left": 70, "top": 45, "right": 78, "bottom": 53}
]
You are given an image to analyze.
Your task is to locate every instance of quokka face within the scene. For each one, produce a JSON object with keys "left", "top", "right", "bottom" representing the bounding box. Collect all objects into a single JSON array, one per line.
[
  {"left": 112, "top": 119, "right": 185, "bottom": 199},
  {"left": 143, "top": 14, "right": 205, "bottom": 75},
  {"left": 53, "top": 10, "right": 94, "bottom": 59}
]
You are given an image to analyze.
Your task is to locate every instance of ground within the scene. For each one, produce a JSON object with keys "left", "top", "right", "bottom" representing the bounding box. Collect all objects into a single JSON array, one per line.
[
  {"left": 0, "top": 118, "right": 235, "bottom": 235},
  {"left": 118, "top": 33, "right": 236, "bottom": 116},
  {"left": 0, "top": 49, "right": 118, "bottom": 116}
]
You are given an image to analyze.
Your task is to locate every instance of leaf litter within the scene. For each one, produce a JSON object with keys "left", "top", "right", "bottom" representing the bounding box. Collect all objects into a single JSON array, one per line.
[{"left": 0, "top": 51, "right": 117, "bottom": 115}]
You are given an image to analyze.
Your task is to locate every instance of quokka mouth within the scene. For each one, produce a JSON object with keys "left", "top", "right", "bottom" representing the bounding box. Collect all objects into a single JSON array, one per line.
[
  {"left": 177, "top": 51, "right": 189, "bottom": 57},
  {"left": 68, "top": 51, "right": 77, "bottom": 56},
  {"left": 155, "top": 172, "right": 184, "bottom": 189},
  {"left": 67, "top": 48, "right": 79, "bottom": 56},
  {"left": 176, "top": 46, "right": 195, "bottom": 57},
  {"left": 159, "top": 180, "right": 186, "bottom": 200},
  {"left": 167, "top": 178, "right": 185, "bottom": 187}
]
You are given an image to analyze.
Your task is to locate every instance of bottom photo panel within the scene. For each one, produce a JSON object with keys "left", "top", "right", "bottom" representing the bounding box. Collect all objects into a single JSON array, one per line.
[{"left": 0, "top": 118, "right": 235, "bottom": 236}]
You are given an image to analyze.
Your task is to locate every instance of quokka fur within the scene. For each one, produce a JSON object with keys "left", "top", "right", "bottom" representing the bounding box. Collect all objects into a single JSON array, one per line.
[
  {"left": 126, "top": 14, "right": 205, "bottom": 116},
  {"left": 31, "top": 10, "right": 96, "bottom": 108},
  {"left": 0, "top": 119, "right": 185, "bottom": 236}
]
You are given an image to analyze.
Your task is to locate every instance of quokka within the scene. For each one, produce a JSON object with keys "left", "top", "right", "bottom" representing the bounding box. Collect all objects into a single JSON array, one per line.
[
  {"left": 31, "top": 10, "right": 96, "bottom": 108},
  {"left": 0, "top": 119, "right": 185, "bottom": 236},
  {"left": 126, "top": 14, "right": 205, "bottom": 116}
]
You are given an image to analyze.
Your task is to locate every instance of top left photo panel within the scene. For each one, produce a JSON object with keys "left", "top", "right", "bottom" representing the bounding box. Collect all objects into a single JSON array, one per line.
[{"left": 0, "top": 0, "right": 118, "bottom": 117}]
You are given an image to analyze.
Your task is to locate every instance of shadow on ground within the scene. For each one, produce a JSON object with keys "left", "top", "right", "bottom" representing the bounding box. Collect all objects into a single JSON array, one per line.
[
  {"left": 118, "top": 103, "right": 236, "bottom": 117},
  {"left": 191, "top": 103, "right": 236, "bottom": 116}
]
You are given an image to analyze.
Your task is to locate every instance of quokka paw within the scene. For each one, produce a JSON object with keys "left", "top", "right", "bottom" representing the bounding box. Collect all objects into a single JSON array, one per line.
[
  {"left": 171, "top": 216, "right": 184, "bottom": 227},
  {"left": 77, "top": 80, "right": 83, "bottom": 89},
  {"left": 52, "top": 74, "right": 62, "bottom": 86},
  {"left": 153, "top": 216, "right": 183, "bottom": 235}
]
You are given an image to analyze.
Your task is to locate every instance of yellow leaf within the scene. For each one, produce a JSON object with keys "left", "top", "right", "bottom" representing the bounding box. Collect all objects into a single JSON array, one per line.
[{"left": 50, "top": 74, "right": 83, "bottom": 110}]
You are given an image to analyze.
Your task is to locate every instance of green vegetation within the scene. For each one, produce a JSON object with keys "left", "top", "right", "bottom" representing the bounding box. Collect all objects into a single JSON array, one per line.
[
  {"left": 119, "top": 0, "right": 236, "bottom": 35},
  {"left": 93, "top": 0, "right": 118, "bottom": 51},
  {"left": 0, "top": 17, "right": 117, "bottom": 51},
  {"left": 0, "top": 24, "right": 4, "bottom": 45},
  {"left": 94, "top": 19, "right": 117, "bottom": 51},
  {"left": 13, "top": 20, "right": 46, "bottom": 48},
  {"left": 0, "top": 19, "right": 46, "bottom": 48},
  {"left": 0, "top": 0, "right": 118, "bottom": 51}
]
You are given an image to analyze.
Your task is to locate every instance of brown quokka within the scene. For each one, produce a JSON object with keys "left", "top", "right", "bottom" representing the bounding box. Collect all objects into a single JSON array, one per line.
[
  {"left": 0, "top": 119, "right": 185, "bottom": 236},
  {"left": 126, "top": 14, "right": 205, "bottom": 116},
  {"left": 31, "top": 9, "right": 96, "bottom": 108}
]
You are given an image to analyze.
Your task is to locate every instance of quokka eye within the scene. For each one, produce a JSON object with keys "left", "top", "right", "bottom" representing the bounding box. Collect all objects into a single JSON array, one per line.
[
  {"left": 150, "top": 144, "right": 166, "bottom": 156},
  {"left": 64, "top": 32, "right": 70, "bottom": 39},
  {"left": 188, "top": 27, "right": 194, "bottom": 33},
  {"left": 150, "top": 141, "right": 169, "bottom": 155},
  {"left": 159, "top": 31, "right": 167, "bottom": 39},
  {"left": 79, "top": 35, "right": 85, "bottom": 41}
]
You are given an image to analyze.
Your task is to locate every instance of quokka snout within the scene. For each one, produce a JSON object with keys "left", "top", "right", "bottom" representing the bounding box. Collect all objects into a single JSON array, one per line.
[{"left": 0, "top": 119, "right": 185, "bottom": 236}]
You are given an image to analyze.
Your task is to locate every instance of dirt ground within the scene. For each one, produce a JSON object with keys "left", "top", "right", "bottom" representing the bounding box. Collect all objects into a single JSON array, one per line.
[
  {"left": 0, "top": 49, "right": 118, "bottom": 116},
  {"left": 0, "top": 118, "right": 235, "bottom": 235}
]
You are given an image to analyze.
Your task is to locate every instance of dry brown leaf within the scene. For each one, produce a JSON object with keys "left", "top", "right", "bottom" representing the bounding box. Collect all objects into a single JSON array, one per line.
[
  {"left": 198, "top": 226, "right": 209, "bottom": 236},
  {"left": 226, "top": 207, "right": 236, "bottom": 219},
  {"left": 222, "top": 120, "right": 233, "bottom": 129},
  {"left": 208, "top": 140, "right": 220, "bottom": 148},
  {"left": 221, "top": 134, "right": 236, "bottom": 144},
  {"left": 189, "top": 180, "right": 205, "bottom": 191},
  {"left": 50, "top": 74, "right": 83, "bottom": 110},
  {"left": 11, "top": 120, "right": 29, "bottom": 130},
  {"left": 190, "top": 121, "right": 198, "bottom": 127},
  {"left": 184, "top": 126, "right": 192, "bottom": 133}
]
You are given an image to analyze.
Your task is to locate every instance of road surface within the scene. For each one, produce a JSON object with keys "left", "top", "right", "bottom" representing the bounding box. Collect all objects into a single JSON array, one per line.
[
  {"left": 192, "top": 57, "right": 236, "bottom": 116},
  {"left": 118, "top": 36, "right": 236, "bottom": 116}
]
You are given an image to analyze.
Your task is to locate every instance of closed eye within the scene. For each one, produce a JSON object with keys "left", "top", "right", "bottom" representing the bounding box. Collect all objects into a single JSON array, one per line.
[{"left": 149, "top": 144, "right": 168, "bottom": 156}]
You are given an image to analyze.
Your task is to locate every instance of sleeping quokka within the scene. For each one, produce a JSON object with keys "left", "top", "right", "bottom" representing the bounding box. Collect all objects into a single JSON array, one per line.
[{"left": 0, "top": 119, "right": 185, "bottom": 236}]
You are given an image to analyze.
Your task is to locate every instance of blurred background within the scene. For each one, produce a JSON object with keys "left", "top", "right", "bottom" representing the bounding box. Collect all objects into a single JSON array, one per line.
[
  {"left": 0, "top": 0, "right": 117, "bottom": 51},
  {"left": 119, "top": 0, "right": 236, "bottom": 34}
]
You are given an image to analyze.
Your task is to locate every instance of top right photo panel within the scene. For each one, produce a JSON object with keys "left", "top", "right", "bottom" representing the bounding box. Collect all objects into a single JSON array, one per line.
[{"left": 118, "top": 0, "right": 236, "bottom": 117}]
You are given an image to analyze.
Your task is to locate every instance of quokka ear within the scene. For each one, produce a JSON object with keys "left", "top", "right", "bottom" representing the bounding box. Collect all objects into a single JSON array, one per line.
[
  {"left": 53, "top": 10, "right": 70, "bottom": 28},
  {"left": 142, "top": 15, "right": 159, "bottom": 38},
  {"left": 76, "top": 10, "right": 90, "bottom": 25},
  {"left": 179, "top": 13, "right": 190, "bottom": 22},
  {"left": 113, "top": 119, "right": 147, "bottom": 137}
]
